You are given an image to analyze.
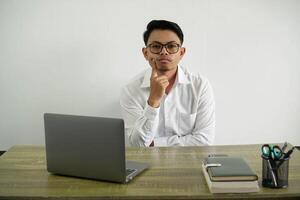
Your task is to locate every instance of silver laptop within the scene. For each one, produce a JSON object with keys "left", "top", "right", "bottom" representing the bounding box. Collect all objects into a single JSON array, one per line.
[{"left": 44, "top": 113, "right": 148, "bottom": 183}]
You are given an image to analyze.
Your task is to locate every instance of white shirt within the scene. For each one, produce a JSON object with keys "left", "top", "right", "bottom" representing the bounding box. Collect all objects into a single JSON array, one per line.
[{"left": 120, "top": 65, "right": 215, "bottom": 147}]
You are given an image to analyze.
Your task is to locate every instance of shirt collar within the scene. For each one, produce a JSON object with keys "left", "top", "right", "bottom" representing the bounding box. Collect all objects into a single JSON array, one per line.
[{"left": 140, "top": 65, "right": 190, "bottom": 88}]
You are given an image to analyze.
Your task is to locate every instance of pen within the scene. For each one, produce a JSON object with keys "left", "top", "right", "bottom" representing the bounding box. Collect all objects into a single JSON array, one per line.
[{"left": 277, "top": 146, "right": 295, "bottom": 169}]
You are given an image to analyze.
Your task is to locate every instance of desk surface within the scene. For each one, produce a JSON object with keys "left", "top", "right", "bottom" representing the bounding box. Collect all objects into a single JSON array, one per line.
[{"left": 0, "top": 144, "right": 299, "bottom": 200}]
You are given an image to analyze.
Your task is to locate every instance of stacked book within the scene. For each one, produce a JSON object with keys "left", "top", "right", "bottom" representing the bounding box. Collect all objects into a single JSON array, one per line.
[{"left": 202, "top": 156, "right": 259, "bottom": 193}]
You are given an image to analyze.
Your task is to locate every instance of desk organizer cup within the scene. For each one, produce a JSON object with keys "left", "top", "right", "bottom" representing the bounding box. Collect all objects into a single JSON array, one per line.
[{"left": 262, "top": 155, "right": 289, "bottom": 188}]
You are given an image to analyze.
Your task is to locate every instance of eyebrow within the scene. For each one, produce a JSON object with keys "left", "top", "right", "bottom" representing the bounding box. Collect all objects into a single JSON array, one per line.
[{"left": 150, "top": 41, "right": 178, "bottom": 45}]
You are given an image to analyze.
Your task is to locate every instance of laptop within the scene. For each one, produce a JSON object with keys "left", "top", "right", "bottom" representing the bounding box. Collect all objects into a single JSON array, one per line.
[{"left": 44, "top": 113, "right": 148, "bottom": 183}]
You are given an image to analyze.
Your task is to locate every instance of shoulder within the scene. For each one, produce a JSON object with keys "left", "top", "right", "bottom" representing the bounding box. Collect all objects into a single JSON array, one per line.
[
  {"left": 180, "top": 66, "right": 214, "bottom": 103},
  {"left": 180, "top": 65, "right": 211, "bottom": 89},
  {"left": 121, "top": 68, "right": 149, "bottom": 96}
]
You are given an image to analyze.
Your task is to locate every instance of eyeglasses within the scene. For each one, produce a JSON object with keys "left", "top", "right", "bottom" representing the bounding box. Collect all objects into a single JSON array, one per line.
[{"left": 147, "top": 42, "right": 181, "bottom": 54}]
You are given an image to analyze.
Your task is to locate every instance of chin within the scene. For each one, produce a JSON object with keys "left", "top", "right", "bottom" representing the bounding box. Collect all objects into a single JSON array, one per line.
[{"left": 158, "top": 64, "right": 176, "bottom": 71}]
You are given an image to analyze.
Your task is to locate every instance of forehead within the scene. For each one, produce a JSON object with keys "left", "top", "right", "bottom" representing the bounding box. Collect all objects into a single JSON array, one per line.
[{"left": 148, "top": 30, "right": 181, "bottom": 44}]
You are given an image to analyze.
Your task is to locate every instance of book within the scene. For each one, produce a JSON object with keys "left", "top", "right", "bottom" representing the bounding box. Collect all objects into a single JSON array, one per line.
[
  {"left": 204, "top": 157, "right": 258, "bottom": 181},
  {"left": 202, "top": 157, "right": 259, "bottom": 193}
]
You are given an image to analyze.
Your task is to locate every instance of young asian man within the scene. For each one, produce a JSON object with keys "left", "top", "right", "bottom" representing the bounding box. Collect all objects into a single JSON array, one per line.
[{"left": 120, "top": 20, "right": 215, "bottom": 147}]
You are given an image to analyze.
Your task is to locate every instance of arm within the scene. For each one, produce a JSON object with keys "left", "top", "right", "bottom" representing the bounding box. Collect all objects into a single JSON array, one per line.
[
  {"left": 120, "top": 58, "right": 169, "bottom": 147},
  {"left": 120, "top": 87, "right": 159, "bottom": 147},
  {"left": 153, "top": 79, "right": 215, "bottom": 146}
]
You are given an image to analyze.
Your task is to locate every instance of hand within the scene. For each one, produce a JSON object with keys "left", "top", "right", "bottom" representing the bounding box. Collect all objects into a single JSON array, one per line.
[{"left": 148, "top": 58, "right": 169, "bottom": 108}]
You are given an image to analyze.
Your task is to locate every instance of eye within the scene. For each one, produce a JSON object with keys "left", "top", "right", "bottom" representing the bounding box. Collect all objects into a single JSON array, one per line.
[
  {"left": 151, "top": 44, "right": 162, "bottom": 49},
  {"left": 167, "top": 43, "right": 179, "bottom": 49}
]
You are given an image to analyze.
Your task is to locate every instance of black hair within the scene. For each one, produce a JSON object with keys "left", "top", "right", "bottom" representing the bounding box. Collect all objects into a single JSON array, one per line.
[{"left": 143, "top": 20, "right": 184, "bottom": 45}]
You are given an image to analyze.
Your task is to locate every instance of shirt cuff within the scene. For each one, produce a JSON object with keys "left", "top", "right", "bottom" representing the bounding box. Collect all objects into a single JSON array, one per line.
[{"left": 144, "top": 103, "right": 160, "bottom": 121}]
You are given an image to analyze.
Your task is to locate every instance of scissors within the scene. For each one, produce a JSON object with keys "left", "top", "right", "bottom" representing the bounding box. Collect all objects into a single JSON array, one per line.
[{"left": 261, "top": 144, "right": 283, "bottom": 160}]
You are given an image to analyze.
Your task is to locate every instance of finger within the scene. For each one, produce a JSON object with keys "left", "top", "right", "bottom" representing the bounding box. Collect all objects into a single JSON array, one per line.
[
  {"left": 150, "top": 58, "right": 158, "bottom": 78},
  {"left": 158, "top": 79, "right": 169, "bottom": 85},
  {"left": 150, "top": 58, "right": 158, "bottom": 70},
  {"left": 160, "top": 80, "right": 169, "bottom": 85},
  {"left": 155, "top": 76, "right": 168, "bottom": 82},
  {"left": 161, "top": 82, "right": 169, "bottom": 89}
]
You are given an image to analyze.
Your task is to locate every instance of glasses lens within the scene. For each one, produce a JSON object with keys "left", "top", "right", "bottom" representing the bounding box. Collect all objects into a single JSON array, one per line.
[
  {"left": 150, "top": 44, "right": 162, "bottom": 54},
  {"left": 166, "top": 43, "right": 179, "bottom": 54}
]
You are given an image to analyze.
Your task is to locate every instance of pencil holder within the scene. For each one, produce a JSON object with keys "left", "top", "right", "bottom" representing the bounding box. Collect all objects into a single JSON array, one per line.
[{"left": 262, "top": 156, "right": 289, "bottom": 188}]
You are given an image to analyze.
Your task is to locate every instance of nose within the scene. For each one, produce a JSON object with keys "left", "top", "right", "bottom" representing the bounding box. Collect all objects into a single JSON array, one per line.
[{"left": 160, "top": 46, "right": 169, "bottom": 55}]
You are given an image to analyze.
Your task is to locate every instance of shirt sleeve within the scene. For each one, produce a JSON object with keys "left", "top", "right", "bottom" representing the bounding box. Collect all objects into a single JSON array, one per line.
[
  {"left": 120, "top": 87, "right": 160, "bottom": 147},
  {"left": 154, "top": 79, "right": 215, "bottom": 146}
]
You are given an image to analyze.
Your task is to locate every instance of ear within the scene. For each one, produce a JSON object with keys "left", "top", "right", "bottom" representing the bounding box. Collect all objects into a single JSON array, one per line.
[
  {"left": 142, "top": 47, "right": 149, "bottom": 61},
  {"left": 179, "top": 47, "right": 186, "bottom": 59}
]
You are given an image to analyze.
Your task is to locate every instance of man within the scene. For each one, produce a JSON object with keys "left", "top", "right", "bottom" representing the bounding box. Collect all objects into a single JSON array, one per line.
[{"left": 120, "top": 20, "right": 215, "bottom": 147}]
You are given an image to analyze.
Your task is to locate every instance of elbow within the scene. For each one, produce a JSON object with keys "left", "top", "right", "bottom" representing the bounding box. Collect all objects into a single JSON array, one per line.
[
  {"left": 127, "top": 129, "right": 150, "bottom": 147},
  {"left": 129, "top": 135, "right": 147, "bottom": 147},
  {"left": 192, "top": 129, "right": 215, "bottom": 146},
  {"left": 202, "top": 131, "right": 215, "bottom": 146}
]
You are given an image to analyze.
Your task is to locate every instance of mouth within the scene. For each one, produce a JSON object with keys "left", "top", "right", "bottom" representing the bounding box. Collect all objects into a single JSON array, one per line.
[{"left": 158, "top": 58, "right": 172, "bottom": 64}]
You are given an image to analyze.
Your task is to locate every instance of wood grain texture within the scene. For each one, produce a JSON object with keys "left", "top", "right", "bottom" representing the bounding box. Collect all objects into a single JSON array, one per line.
[{"left": 0, "top": 144, "right": 299, "bottom": 200}]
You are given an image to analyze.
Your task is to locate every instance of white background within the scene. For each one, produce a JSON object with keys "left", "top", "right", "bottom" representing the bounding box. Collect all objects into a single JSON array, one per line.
[{"left": 0, "top": 0, "right": 299, "bottom": 150}]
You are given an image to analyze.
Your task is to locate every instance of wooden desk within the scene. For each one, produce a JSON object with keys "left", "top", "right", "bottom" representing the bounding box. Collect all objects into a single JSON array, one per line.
[{"left": 0, "top": 145, "right": 299, "bottom": 199}]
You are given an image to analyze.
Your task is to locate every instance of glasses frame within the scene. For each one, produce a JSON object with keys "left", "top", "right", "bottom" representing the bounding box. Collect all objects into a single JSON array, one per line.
[{"left": 146, "top": 42, "right": 181, "bottom": 54}]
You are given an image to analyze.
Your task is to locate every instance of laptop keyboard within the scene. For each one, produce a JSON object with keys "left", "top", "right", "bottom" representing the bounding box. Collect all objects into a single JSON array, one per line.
[{"left": 126, "top": 168, "right": 137, "bottom": 176}]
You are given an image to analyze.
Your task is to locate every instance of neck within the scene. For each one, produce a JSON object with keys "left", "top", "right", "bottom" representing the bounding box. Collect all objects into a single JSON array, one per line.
[{"left": 157, "top": 66, "right": 178, "bottom": 82}]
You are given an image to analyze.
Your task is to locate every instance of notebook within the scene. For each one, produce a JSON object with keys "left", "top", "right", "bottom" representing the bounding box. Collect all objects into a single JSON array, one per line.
[
  {"left": 44, "top": 113, "right": 149, "bottom": 183},
  {"left": 202, "top": 157, "right": 259, "bottom": 193},
  {"left": 204, "top": 157, "right": 258, "bottom": 181},
  {"left": 202, "top": 163, "right": 259, "bottom": 193}
]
